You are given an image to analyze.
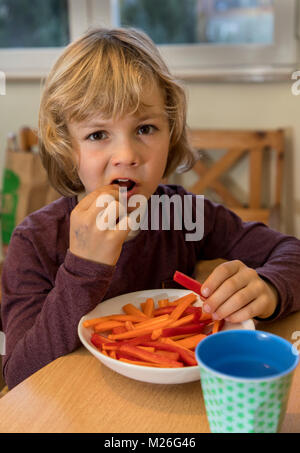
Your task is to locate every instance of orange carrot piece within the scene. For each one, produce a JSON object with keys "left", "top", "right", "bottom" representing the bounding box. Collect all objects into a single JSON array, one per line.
[
  {"left": 143, "top": 298, "right": 154, "bottom": 317},
  {"left": 125, "top": 321, "right": 134, "bottom": 331},
  {"left": 137, "top": 346, "right": 155, "bottom": 352},
  {"left": 169, "top": 294, "right": 197, "bottom": 322},
  {"left": 175, "top": 333, "right": 207, "bottom": 349},
  {"left": 93, "top": 320, "right": 125, "bottom": 333},
  {"left": 119, "top": 358, "right": 176, "bottom": 368},
  {"left": 83, "top": 314, "right": 144, "bottom": 328},
  {"left": 83, "top": 316, "right": 111, "bottom": 328},
  {"left": 151, "top": 328, "right": 162, "bottom": 340},
  {"left": 109, "top": 350, "right": 117, "bottom": 359},
  {"left": 109, "top": 314, "right": 148, "bottom": 322},
  {"left": 199, "top": 311, "right": 213, "bottom": 321},
  {"left": 212, "top": 319, "right": 225, "bottom": 334},
  {"left": 158, "top": 299, "right": 169, "bottom": 307},
  {"left": 155, "top": 350, "right": 180, "bottom": 361},
  {"left": 112, "top": 326, "right": 127, "bottom": 334},
  {"left": 161, "top": 337, "right": 192, "bottom": 352},
  {"left": 168, "top": 314, "right": 194, "bottom": 328},
  {"left": 133, "top": 314, "right": 170, "bottom": 329},
  {"left": 102, "top": 344, "right": 118, "bottom": 351},
  {"left": 108, "top": 318, "right": 172, "bottom": 340},
  {"left": 168, "top": 292, "right": 197, "bottom": 307},
  {"left": 122, "top": 303, "right": 149, "bottom": 319},
  {"left": 169, "top": 333, "right": 196, "bottom": 341}
]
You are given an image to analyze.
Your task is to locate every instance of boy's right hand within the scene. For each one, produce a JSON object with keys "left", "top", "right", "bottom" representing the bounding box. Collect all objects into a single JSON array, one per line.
[{"left": 70, "top": 185, "right": 131, "bottom": 266}]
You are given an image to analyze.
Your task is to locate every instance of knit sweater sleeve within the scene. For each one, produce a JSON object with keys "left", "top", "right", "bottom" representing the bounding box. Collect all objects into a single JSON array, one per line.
[{"left": 1, "top": 228, "right": 114, "bottom": 389}]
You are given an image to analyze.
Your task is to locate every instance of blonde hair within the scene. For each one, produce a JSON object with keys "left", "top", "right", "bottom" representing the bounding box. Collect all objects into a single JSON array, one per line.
[{"left": 39, "top": 27, "right": 196, "bottom": 196}]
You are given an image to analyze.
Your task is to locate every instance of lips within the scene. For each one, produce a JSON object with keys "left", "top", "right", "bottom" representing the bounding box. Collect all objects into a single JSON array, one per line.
[{"left": 111, "top": 178, "right": 137, "bottom": 191}]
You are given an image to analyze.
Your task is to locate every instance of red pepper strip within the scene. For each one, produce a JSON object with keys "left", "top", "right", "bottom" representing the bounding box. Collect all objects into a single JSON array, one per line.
[
  {"left": 113, "top": 334, "right": 153, "bottom": 349},
  {"left": 184, "top": 306, "right": 202, "bottom": 322},
  {"left": 173, "top": 271, "right": 206, "bottom": 297},
  {"left": 91, "top": 333, "right": 111, "bottom": 349},
  {"left": 119, "top": 344, "right": 184, "bottom": 367},
  {"left": 140, "top": 341, "right": 197, "bottom": 366},
  {"left": 160, "top": 323, "right": 206, "bottom": 338}
]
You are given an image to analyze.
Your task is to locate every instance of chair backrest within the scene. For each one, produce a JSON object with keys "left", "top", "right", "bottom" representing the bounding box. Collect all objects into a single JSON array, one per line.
[
  {"left": 187, "top": 129, "right": 285, "bottom": 228},
  {"left": 19, "top": 127, "right": 38, "bottom": 152}
]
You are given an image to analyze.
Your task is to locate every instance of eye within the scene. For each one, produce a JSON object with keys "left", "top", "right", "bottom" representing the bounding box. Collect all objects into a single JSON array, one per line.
[
  {"left": 87, "top": 130, "right": 107, "bottom": 141},
  {"left": 137, "top": 124, "right": 157, "bottom": 135}
]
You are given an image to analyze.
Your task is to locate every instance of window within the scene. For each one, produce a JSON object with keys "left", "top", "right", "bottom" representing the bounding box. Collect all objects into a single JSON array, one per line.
[
  {"left": 0, "top": 0, "right": 69, "bottom": 47},
  {"left": 0, "top": 0, "right": 298, "bottom": 81},
  {"left": 117, "top": 0, "right": 274, "bottom": 45}
]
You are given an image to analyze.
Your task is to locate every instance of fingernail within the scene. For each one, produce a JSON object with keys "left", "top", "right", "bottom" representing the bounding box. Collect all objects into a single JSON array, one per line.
[
  {"left": 203, "top": 304, "right": 211, "bottom": 313},
  {"left": 201, "top": 287, "right": 210, "bottom": 297}
]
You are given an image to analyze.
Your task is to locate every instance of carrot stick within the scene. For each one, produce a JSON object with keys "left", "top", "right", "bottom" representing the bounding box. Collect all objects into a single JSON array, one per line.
[
  {"left": 93, "top": 320, "right": 125, "bottom": 333},
  {"left": 83, "top": 316, "right": 111, "bottom": 328},
  {"left": 83, "top": 314, "right": 144, "bottom": 328},
  {"left": 168, "top": 292, "right": 197, "bottom": 307},
  {"left": 133, "top": 314, "right": 170, "bottom": 329},
  {"left": 199, "top": 312, "right": 213, "bottom": 321},
  {"left": 122, "top": 303, "right": 149, "bottom": 319},
  {"left": 108, "top": 318, "right": 171, "bottom": 340},
  {"left": 112, "top": 326, "right": 127, "bottom": 334},
  {"left": 168, "top": 314, "right": 194, "bottom": 328},
  {"left": 158, "top": 299, "right": 169, "bottom": 307},
  {"left": 125, "top": 321, "right": 134, "bottom": 331},
  {"left": 155, "top": 350, "right": 180, "bottom": 361},
  {"left": 109, "top": 350, "right": 117, "bottom": 359},
  {"left": 143, "top": 298, "right": 154, "bottom": 317},
  {"left": 175, "top": 333, "right": 207, "bottom": 349},
  {"left": 212, "top": 319, "right": 225, "bottom": 334},
  {"left": 137, "top": 346, "right": 155, "bottom": 352},
  {"left": 119, "top": 358, "right": 177, "bottom": 368},
  {"left": 169, "top": 294, "right": 198, "bottom": 322},
  {"left": 160, "top": 337, "right": 191, "bottom": 351},
  {"left": 151, "top": 328, "right": 162, "bottom": 340}
]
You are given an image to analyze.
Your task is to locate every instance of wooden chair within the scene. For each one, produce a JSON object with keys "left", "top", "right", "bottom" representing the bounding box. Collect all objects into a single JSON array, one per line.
[
  {"left": 6, "top": 127, "right": 39, "bottom": 153},
  {"left": 19, "top": 126, "right": 39, "bottom": 152},
  {"left": 187, "top": 129, "right": 285, "bottom": 229}
]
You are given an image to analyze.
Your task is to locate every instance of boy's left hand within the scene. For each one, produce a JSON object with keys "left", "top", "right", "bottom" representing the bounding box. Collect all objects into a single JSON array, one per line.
[{"left": 201, "top": 260, "right": 279, "bottom": 323}]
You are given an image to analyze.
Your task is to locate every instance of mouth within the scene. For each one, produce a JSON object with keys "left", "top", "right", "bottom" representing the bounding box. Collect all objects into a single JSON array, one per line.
[{"left": 111, "top": 178, "right": 137, "bottom": 192}]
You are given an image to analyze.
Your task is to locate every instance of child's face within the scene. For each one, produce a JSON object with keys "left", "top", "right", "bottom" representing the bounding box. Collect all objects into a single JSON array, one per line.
[{"left": 68, "top": 82, "right": 170, "bottom": 201}]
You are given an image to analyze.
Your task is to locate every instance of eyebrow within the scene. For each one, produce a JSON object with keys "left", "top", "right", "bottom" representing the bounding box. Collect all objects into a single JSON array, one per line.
[{"left": 79, "top": 112, "right": 168, "bottom": 129}]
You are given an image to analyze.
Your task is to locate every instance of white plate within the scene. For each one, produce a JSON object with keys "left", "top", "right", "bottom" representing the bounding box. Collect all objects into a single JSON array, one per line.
[{"left": 78, "top": 289, "right": 255, "bottom": 384}]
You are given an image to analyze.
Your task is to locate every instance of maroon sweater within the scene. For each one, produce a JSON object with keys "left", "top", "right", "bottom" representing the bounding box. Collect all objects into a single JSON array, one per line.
[{"left": 2, "top": 184, "right": 300, "bottom": 389}]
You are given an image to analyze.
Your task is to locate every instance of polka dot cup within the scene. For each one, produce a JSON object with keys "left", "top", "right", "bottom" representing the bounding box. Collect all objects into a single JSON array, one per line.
[{"left": 195, "top": 330, "right": 299, "bottom": 433}]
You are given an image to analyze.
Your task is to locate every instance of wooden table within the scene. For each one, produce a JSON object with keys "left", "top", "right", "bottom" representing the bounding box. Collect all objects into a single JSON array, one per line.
[{"left": 0, "top": 311, "right": 299, "bottom": 433}]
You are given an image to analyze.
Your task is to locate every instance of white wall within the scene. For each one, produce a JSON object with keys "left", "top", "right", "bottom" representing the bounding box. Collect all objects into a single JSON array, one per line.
[{"left": 0, "top": 78, "right": 299, "bottom": 238}]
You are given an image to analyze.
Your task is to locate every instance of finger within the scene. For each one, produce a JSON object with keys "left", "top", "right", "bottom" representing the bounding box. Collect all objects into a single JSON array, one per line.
[
  {"left": 96, "top": 200, "right": 126, "bottom": 231},
  {"left": 77, "top": 184, "right": 119, "bottom": 211},
  {"left": 211, "top": 285, "right": 256, "bottom": 321},
  {"left": 224, "top": 295, "right": 268, "bottom": 324},
  {"left": 115, "top": 214, "right": 132, "bottom": 236},
  {"left": 203, "top": 267, "right": 253, "bottom": 314},
  {"left": 201, "top": 260, "right": 243, "bottom": 298}
]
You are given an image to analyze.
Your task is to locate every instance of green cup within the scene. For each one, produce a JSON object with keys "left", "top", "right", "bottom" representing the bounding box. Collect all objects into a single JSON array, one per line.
[{"left": 195, "top": 330, "right": 299, "bottom": 433}]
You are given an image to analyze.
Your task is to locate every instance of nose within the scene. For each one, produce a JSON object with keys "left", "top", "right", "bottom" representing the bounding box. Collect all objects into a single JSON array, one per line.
[{"left": 111, "top": 137, "right": 140, "bottom": 168}]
